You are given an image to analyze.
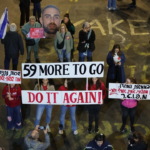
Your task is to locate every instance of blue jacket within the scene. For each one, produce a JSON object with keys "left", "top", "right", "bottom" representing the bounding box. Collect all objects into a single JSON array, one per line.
[
  {"left": 85, "top": 139, "right": 113, "bottom": 150},
  {"left": 106, "top": 51, "right": 126, "bottom": 87}
]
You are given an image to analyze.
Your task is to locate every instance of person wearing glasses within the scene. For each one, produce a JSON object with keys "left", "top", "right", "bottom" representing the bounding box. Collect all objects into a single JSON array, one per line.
[
  {"left": 54, "top": 23, "right": 73, "bottom": 62},
  {"left": 77, "top": 22, "right": 95, "bottom": 62}
]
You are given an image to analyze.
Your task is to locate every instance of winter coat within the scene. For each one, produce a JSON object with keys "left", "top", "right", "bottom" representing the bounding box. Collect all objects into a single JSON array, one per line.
[
  {"left": 85, "top": 139, "right": 113, "bottom": 150},
  {"left": 128, "top": 141, "right": 147, "bottom": 150},
  {"left": 54, "top": 31, "right": 73, "bottom": 54},
  {"left": 106, "top": 51, "right": 126, "bottom": 87},
  {"left": 1, "top": 31, "right": 24, "bottom": 58},
  {"left": 77, "top": 29, "right": 95, "bottom": 52}
]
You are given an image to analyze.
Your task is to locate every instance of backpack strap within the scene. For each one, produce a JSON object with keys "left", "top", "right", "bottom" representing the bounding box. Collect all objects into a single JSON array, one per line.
[{"left": 33, "top": 141, "right": 41, "bottom": 149}]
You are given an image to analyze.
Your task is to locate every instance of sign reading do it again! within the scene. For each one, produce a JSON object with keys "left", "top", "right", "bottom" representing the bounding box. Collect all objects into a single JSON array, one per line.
[{"left": 22, "top": 62, "right": 104, "bottom": 78}]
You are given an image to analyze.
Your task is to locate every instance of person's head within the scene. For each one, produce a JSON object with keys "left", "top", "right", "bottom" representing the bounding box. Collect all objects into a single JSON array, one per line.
[
  {"left": 31, "top": 130, "right": 39, "bottom": 141},
  {"left": 126, "top": 77, "right": 137, "bottom": 84},
  {"left": 133, "top": 131, "right": 146, "bottom": 144},
  {"left": 42, "top": 78, "right": 49, "bottom": 86},
  {"left": 10, "top": 23, "right": 17, "bottom": 32},
  {"left": 63, "top": 13, "right": 69, "bottom": 24},
  {"left": 64, "top": 79, "right": 75, "bottom": 90},
  {"left": 29, "top": 16, "right": 36, "bottom": 26},
  {"left": 59, "top": 23, "right": 68, "bottom": 33},
  {"left": 82, "top": 22, "right": 91, "bottom": 32},
  {"left": 40, "top": 5, "right": 61, "bottom": 35},
  {"left": 111, "top": 44, "right": 121, "bottom": 56},
  {"left": 89, "top": 78, "right": 101, "bottom": 90},
  {"left": 10, "top": 84, "right": 15, "bottom": 88},
  {"left": 94, "top": 133, "right": 105, "bottom": 146}
]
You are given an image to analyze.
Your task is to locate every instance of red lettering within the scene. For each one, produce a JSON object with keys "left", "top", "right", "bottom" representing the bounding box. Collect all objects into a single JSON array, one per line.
[
  {"left": 89, "top": 92, "right": 96, "bottom": 103},
  {"left": 36, "top": 93, "right": 43, "bottom": 103},
  {"left": 77, "top": 92, "right": 84, "bottom": 103},
  {"left": 85, "top": 92, "right": 88, "bottom": 103},
  {"left": 0, "top": 76, "right": 4, "bottom": 81},
  {"left": 15, "top": 77, "right": 21, "bottom": 81},
  {"left": 28, "top": 92, "right": 35, "bottom": 102},
  {"left": 98, "top": 92, "right": 102, "bottom": 104},
  {"left": 63, "top": 93, "right": 69, "bottom": 103},
  {"left": 46, "top": 92, "right": 51, "bottom": 104},
  {"left": 6, "top": 76, "right": 14, "bottom": 81},
  {"left": 70, "top": 92, "right": 77, "bottom": 103},
  {"left": 51, "top": 92, "right": 59, "bottom": 103}
]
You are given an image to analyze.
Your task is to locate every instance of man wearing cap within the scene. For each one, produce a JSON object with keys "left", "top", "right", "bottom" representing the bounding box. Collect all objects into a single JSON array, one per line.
[
  {"left": 40, "top": 5, "right": 61, "bottom": 38},
  {"left": 1, "top": 23, "right": 24, "bottom": 70},
  {"left": 22, "top": 16, "right": 41, "bottom": 63}
]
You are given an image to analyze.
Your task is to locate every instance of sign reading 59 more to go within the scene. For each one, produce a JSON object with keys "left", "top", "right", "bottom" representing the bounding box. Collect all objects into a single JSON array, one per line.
[{"left": 22, "top": 62, "right": 104, "bottom": 79}]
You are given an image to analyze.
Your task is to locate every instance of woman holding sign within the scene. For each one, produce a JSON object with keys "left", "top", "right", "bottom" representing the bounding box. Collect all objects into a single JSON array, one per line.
[
  {"left": 59, "top": 79, "right": 78, "bottom": 135},
  {"left": 120, "top": 77, "right": 139, "bottom": 133},
  {"left": 106, "top": 44, "right": 126, "bottom": 88},
  {"left": 54, "top": 23, "right": 73, "bottom": 62},
  {"left": 2, "top": 84, "right": 22, "bottom": 131},
  {"left": 87, "top": 78, "right": 106, "bottom": 133},
  {"left": 34, "top": 79, "right": 55, "bottom": 132}
]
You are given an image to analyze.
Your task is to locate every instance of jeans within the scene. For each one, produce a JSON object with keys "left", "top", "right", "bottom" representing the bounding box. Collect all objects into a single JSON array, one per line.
[
  {"left": 4, "top": 56, "right": 18, "bottom": 70},
  {"left": 6, "top": 105, "right": 22, "bottom": 129},
  {"left": 121, "top": 104, "right": 137, "bottom": 126},
  {"left": 87, "top": 105, "right": 102, "bottom": 130},
  {"left": 108, "top": 0, "right": 116, "bottom": 8},
  {"left": 27, "top": 43, "right": 39, "bottom": 60},
  {"left": 59, "top": 106, "right": 77, "bottom": 131},
  {"left": 35, "top": 105, "right": 53, "bottom": 126},
  {"left": 79, "top": 49, "right": 92, "bottom": 62},
  {"left": 33, "top": 3, "right": 41, "bottom": 21},
  {"left": 58, "top": 50, "right": 71, "bottom": 62}
]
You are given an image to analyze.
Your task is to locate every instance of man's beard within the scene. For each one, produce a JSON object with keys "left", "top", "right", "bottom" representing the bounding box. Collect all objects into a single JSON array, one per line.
[{"left": 43, "top": 22, "right": 59, "bottom": 34}]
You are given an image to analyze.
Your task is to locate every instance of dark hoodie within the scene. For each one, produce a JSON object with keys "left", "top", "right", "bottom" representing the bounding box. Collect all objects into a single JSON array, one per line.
[
  {"left": 85, "top": 139, "right": 113, "bottom": 150},
  {"left": 1, "top": 31, "right": 24, "bottom": 58}
]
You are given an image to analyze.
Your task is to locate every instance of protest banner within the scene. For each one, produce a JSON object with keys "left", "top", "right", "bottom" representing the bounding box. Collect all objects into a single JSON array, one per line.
[
  {"left": 30, "top": 28, "right": 44, "bottom": 38},
  {"left": 109, "top": 83, "right": 150, "bottom": 100},
  {"left": 22, "top": 62, "right": 104, "bottom": 79},
  {"left": 21, "top": 90, "right": 103, "bottom": 105},
  {"left": 0, "top": 69, "right": 21, "bottom": 84}
]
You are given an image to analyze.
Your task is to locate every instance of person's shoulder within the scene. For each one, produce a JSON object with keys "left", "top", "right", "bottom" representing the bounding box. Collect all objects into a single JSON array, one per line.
[
  {"left": 87, "top": 139, "right": 95, "bottom": 146},
  {"left": 59, "top": 85, "right": 65, "bottom": 90}
]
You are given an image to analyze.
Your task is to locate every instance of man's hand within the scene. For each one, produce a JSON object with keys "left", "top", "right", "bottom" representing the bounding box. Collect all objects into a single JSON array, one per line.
[
  {"left": 26, "top": 34, "right": 28, "bottom": 37},
  {"left": 118, "top": 62, "right": 121, "bottom": 66},
  {"left": 8, "top": 97, "right": 13, "bottom": 101},
  {"left": 35, "top": 125, "right": 40, "bottom": 131},
  {"left": 43, "top": 128, "right": 48, "bottom": 134}
]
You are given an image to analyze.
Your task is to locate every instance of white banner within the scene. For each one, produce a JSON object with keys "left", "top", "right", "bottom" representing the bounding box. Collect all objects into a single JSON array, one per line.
[
  {"left": 22, "top": 62, "right": 104, "bottom": 78},
  {"left": 0, "top": 69, "right": 21, "bottom": 84},
  {"left": 109, "top": 83, "right": 150, "bottom": 100},
  {"left": 21, "top": 90, "right": 103, "bottom": 105}
]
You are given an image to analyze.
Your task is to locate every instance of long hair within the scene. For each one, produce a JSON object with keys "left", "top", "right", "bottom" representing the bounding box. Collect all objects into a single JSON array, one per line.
[
  {"left": 64, "top": 13, "right": 69, "bottom": 19},
  {"left": 133, "top": 131, "right": 147, "bottom": 144},
  {"left": 111, "top": 44, "right": 122, "bottom": 56},
  {"left": 89, "top": 78, "right": 101, "bottom": 90},
  {"left": 95, "top": 133, "right": 105, "bottom": 142},
  {"left": 128, "top": 77, "right": 137, "bottom": 84},
  {"left": 64, "top": 79, "right": 75, "bottom": 90},
  {"left": 59, "top": 23, "right": 68, "bottom": 33}
]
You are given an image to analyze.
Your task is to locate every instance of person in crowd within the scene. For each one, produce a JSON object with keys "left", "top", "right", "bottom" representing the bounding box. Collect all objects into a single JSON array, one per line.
[
  {"left": 54, "top": 23, "right": 73, "bottom": 62},
  {"left": 120, "top": 77, "right": 139, "bottom": 133},
  {"left": 106, "top": 44, "right": 126, "bottom": 88},
  {"left": 2, "top": 84, "right": 22, "bottom": 131},
  {"left": 19, "top": 0, "right": 30, "bottom": 28},
  {"left": 0, "top": 147, "right": 5, "bottom": 150},
  {"left": 31, "top": 0, "right": 42, "bottom": 22},
  {"left": 77, "top": 22, "right": 95, "bottom": 62},
  {"left": 40, "top": 5, "right": 61, "bottom": 38},
  {"left": 107, "top": 0, "right": 117, "bottom": 10},
  {"left": 24, "top": 125, "right": 50, "bottom": 149},
  {"left": 128, "top": 131, "right": 147, "bottom": 150},
  {"left": 1, "top": 23, "right": 24, "bottom": 70},
  {"left": 59, "top": 79, "right": 78, "bottom": 135},
  {"left": 21, "top": 16, "right": 41, "bottom": 63},
  {"left": 85, "top": 133, "right": 113, "bottom": 150},
  {"left": 34, "top": 79, "right": 55, "bottom": 132},
  {"left": 61, "top": 13, "right": 75, "bottom": 61},
  {"left": 87, "top": 78, "right": 106, "bottom": 133},
  {"left": 128, "top": 0, "right": 136, "bottom": 9}
]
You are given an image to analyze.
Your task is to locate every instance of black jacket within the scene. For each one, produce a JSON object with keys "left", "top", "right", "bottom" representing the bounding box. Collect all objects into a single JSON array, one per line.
[
  {"left": 77, "top": 29, "right": 95, "bottom": 52},
  {"left": 128, "top": 141, "right": 147, "bottom": 150},
  {"left": 31, "top": 0, "right": 42, "bottom": 3},
  {"left": 1, "top": 31, "right": 24, "bottom": 58},
  {"left": 19, "top": 0, "right": 30, "bottom": 7}
]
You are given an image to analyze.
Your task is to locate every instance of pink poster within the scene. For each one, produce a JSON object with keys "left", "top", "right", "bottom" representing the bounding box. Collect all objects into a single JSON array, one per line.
[{"left": 30, "top": 28, "right": 44, "bottom": 38}]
